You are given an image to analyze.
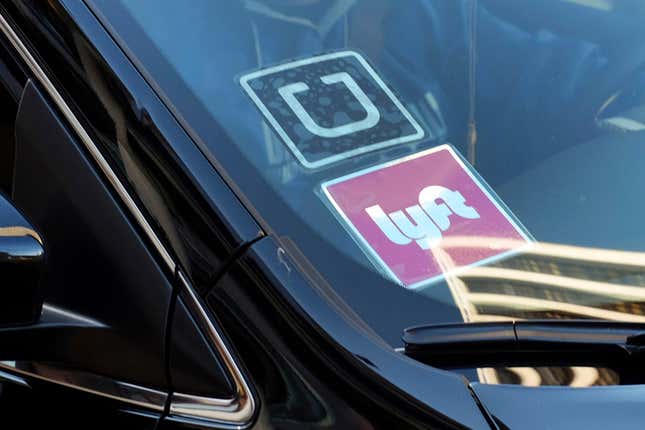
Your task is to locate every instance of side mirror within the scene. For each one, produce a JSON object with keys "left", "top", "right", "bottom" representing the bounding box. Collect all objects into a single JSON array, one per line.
[{"left": 0, "top": 191, "right": 44, "bottom": 326}]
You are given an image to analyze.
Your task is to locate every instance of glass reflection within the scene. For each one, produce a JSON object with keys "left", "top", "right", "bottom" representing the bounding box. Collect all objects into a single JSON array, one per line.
[
  {"left": 433, "top": 237, "right": 645, "bottom": 386},
  {"left": 477, "top": 367, "right": 619, "bottom": 387}
]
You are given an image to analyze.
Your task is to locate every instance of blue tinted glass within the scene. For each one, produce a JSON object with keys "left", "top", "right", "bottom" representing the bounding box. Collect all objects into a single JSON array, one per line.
[{"left": 90, "top": 0, "right": 645, "bottom": 356}]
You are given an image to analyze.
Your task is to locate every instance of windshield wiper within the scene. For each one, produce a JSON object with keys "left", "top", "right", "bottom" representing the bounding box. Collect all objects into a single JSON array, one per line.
[{"left": 403, "top": 320, "right": 645, "bottom": 370}]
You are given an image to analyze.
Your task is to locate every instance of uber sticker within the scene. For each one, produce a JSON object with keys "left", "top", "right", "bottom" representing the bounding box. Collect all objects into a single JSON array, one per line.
[
  {"left": 240, "top": 51, "right": 425, "bottom": 169},
  {"left": 322, "top": 145, "right": 532, "bottom": 288}
]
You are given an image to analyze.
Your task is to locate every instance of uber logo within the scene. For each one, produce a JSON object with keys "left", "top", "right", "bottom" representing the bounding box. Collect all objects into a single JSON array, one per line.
[{"left": 240, "top": 51, "right": 425, "bottom": 169}]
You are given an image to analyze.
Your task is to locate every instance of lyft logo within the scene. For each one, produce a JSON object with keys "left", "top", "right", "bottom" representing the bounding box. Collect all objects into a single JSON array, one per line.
[
  {"left": 323, "top": 145, "right": 531, "bottom": 288},
  {"left": 366, "top": 186, "right": 480, "bottom": 250}
]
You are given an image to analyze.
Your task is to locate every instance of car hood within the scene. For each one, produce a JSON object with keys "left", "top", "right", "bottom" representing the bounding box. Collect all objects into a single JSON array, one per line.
[{"left": 471, "top": 382, "right": 645, "bottom": 430}]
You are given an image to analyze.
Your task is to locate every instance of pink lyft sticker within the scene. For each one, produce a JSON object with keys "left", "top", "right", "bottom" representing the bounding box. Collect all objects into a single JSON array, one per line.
[{"left": 322, "top": 145, "right": 531, "bottom": 289}]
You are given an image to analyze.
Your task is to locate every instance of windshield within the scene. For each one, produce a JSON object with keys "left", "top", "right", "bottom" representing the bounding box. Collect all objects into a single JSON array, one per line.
[{"left": 90, "top": 0, "right": 645, "bottom": 386}]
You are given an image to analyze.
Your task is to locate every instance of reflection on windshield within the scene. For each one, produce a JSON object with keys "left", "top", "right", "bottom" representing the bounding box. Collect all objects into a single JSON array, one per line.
[
  {"left": 91, "top": 0, "right": 645, "bottom": 362},
  {"left": 439, "top": 238, "right": 645, "bottom": 386},
  {"left": 478, "top": 366, "right": 619, "bottom": 387},
  {"left": 564, "top": 0, "right": 612, "bottom": 11}
]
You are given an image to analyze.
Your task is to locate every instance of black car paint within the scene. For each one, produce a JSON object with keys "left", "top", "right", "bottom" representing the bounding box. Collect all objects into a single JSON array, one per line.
[
  {"left": 471, "top": 383, "right": 645, "bottom": 430},
  {"left": 201, "top": 236, "right": 491, "bottom": 430},
  {"left": 1, "top": 1, "right": 645, "bottom": 429},
  {"left": 0, "top": 379, "right": 160, "bottom": 429}
]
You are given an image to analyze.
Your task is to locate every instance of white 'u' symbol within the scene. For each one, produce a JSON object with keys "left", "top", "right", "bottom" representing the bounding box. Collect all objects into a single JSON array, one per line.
[{"left": 278, "top": 72, "right": 381, "bottom": 138}]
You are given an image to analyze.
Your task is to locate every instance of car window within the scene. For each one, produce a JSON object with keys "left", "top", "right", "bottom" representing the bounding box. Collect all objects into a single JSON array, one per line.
[{"left": 89, "top": 0, "right": 645, "bottom": 355}]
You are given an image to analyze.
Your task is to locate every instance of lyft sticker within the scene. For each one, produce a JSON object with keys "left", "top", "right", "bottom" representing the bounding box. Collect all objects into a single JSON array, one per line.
[
  {"left": 240, "top": 51, "right": 425, "bottom": 168},
  {"left": 322, "top": 145, "right": 531, "bottom": 288}
]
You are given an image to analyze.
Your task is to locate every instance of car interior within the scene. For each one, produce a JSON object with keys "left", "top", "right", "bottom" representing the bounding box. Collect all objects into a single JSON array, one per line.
[{"left": 478, "top": 0, "right": 645, "bottom": 252}]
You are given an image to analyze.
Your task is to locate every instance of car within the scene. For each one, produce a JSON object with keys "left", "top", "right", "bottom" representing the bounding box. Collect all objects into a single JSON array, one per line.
[{"left": 1, "top": 0, "right": 645, "bottom": 428}]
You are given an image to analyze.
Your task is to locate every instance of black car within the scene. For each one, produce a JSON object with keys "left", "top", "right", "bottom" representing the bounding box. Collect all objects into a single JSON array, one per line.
[{"left": 2, "top": 1, "right": 645, "bottom": 428}]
